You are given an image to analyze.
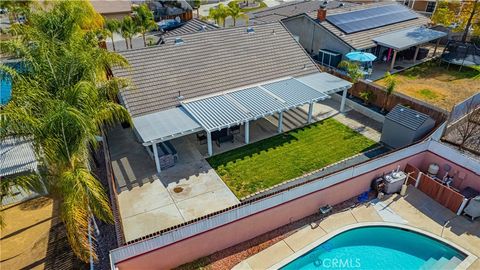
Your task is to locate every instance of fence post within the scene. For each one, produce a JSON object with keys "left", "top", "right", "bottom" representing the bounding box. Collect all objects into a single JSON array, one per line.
[
  {"left": 456, "top": 198, "right": 469, "bottom": 216},
  {"left": 415, "top": 172, "right": 422, "bottom": 188}
]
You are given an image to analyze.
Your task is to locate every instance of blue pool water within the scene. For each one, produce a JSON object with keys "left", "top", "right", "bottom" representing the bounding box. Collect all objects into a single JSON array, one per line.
[
  {"left": 281, "top": 226, "right": 465, "bottom": 270},
  {"left": 1, "top": 61, "right": 25, "bottom": 105}
]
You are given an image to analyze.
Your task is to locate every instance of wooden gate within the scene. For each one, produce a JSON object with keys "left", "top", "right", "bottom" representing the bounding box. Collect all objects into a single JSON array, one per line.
[{"left": 417, "top": 174, "right": 465, "bottom": 213}]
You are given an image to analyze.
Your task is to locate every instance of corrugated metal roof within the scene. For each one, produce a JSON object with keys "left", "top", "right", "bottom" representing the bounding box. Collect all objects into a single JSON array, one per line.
[
  {"left": 182, "top": 76, "right": 331, "bottom": 131},
  {"left": 132, "top": 107, "right": 202, "bottom": 143},
  {"left": 261, "top": 78, "right": 329, "bottom": 107},
  {"left": 1, "top": 137, "right": 38, "bottom": 177},
  {"left": 113, "top": 22, "right": 319, "bottom": 117},
  {"left": 386, "top": 104, "right": 431, "bottom": 131},
  {"left": 295, "top": 72, "right": 352, "bottom": 94},
  {"left": 373, "top": 27, "right": 447, "bottom": 51},
  {"left": 304, "top": 3, "right": 430, "bottom": 50}
]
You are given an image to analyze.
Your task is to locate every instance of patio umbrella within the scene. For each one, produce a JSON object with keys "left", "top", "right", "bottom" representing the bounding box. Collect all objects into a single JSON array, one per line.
[{"left": 345, "top": 51, "right": 377, "bottom": 62}]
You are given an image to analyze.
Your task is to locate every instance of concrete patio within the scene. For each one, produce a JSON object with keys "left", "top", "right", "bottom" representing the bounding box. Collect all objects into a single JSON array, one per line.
[
  {"left": 108, "top": 127, "right": 239, "bottom": 242},
  {"left": 234, "top": 186, "right": 480, "bottom": 269}
]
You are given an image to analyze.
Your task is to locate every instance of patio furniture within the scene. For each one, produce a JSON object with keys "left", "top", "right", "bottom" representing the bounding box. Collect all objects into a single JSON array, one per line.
[
  {"left": 229, "top": 125, "right": 240, "bottom": 135},
  {"left": 162, "top": 141, "right": 178, "bottom": 162},
  {"left": 196, "top": 132, "right": 207, "bottom": 145},
  {"left": 463, "top": 196, "right": 480, "bottom": 221},
  {"left": 154, "top": 144, "right": 175, "bottom": 170},
  {"left": 216, "top": 134, "right": 234, "bottom": 147}
]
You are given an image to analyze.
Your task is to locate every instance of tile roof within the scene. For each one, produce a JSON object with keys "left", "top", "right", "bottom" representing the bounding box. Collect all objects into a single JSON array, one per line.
[
  {"left": 162, "top": 18, "right": 218, "bottom": 38},
  {"left": 250, "top": 0, "right": 357, "bottom": 24},
  {"left": 306, "top": 2, "right": 431, "bottom": 50},
  {"left": 113, "top": 22, "right": 320, "bottom": 117}
]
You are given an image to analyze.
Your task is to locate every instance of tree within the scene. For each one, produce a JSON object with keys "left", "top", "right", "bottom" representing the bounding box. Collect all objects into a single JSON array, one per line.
[
  {"left": 105, "top": 19, "right": 120, "bottom": 51},
  {"left": 449, "top": 97, "right": 480, "bottom": 151},
  {"left": 0, "top": 0, "right": 33, "bottom": 22},
  {"left": 193, "top": 0, "right": 201, "bottom": 18},
  {"left": 432, "top": 0, "right": 480, "bottom": 41},
  {"left": 121, "top": 16, "right": 138, "bottom": 49},
  {"left": 338, "top": 60, "right": 363, "bottom": 97},
  {"left": 0, "top": 0, "right": 130, "bottom": 262},
  {"left": 227, "top": 2, "right": 248, "bottom": 27},
  {"left": 133, "top": 4, "right": 157, "bottom": 47},
  {"left": 209, "top": 3, "right": 228, "bottom": 27},
  {"left": 382, "top": 72, "right": 396, "bottom": 112},
  {"left": 460, "top": 0, "right": 480, "bottom": 42}
]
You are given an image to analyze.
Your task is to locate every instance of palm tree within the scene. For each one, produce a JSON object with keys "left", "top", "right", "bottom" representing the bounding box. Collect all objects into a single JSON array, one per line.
[
  {"left": 121, "top": 16, "right": 138, "bottom": 49},
  {"left": 105, "top": 19, "right": 120, "bottom": 51},
  {"left": 209, "top": 3, "right": 228, "bottom": 27},
  {"left": 227, "top": 2, "right": 248, "bottom": 27},
  {"left": 133, "top": 4, "right": 157, "bottom": 47},
  {"left": 193, "top": 0, "right": 201, "bottom": 18},
  {"left": 0, "top": 0, "right": 130, "bottom": 262},
  {"left": 338, "top": 60, "right": 363, "bottom": 97},
  {"left": 382, "top": 72, "right": 396, "bottom": 112}
]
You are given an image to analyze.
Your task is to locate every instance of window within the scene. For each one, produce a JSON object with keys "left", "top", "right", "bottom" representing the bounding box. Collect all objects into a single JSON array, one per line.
[{"left": 426, "top": 1, "right": 436, "bottom": 13}]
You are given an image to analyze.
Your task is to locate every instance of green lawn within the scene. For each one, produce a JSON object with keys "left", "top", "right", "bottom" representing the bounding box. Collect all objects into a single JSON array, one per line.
[{"left": 207, "top": 118, "right": 378, "bottom": 198}]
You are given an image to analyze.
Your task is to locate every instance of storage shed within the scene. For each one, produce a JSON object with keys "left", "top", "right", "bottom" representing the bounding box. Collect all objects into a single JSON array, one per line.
[{"left": 380, "top": 105, "right": 435, "bottom": 148}]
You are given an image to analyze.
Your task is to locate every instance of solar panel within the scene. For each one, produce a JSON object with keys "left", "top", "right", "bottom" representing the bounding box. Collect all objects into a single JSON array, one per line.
[{"left": 326, "top": 5, "right": 418, "bottom": 34}]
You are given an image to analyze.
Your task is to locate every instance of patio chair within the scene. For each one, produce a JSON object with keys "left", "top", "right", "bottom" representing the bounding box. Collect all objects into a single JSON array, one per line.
[{"left": 463, "top": 196, "right": 480, "bottom": 221}]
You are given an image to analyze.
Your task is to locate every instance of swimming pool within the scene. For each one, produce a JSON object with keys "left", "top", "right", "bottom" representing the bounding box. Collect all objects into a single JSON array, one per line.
[{"left": 280, "top": 226, "right": 466, "bottom": 270}]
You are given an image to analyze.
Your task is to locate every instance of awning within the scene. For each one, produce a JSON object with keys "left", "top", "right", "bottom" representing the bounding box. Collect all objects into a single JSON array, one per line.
[
  {"left": 1, "top": 137, "right": 38, "bottom": 177},
  {"left": 295, "top": 73, "right": 352, "bottom": 95},
  {"left": 133, "top": 107, "right": 202, "bottom": 144},
  {"left": 182, "top": 76, "right": 333, "bottom": 132},
  {"left": 373, "top": 27, "right": 447, "bottom": 51}
]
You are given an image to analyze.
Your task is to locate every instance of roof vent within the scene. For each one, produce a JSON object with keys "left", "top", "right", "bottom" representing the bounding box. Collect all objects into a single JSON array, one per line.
[
  {"left": 338, "top": 3, "right": 344, "bottom": 7},
  {"left": 400, "top": 108, "right": 405, "bottom": 112},
  {"left": 246, "top": 27, "right": 255, "bottom": 34},
  {"left": 272, "top": 29, "right": 276, "bottom": 35},
  {"left": 174, "top": 37, "right": 184, "bottom": 45},
  {"left": 415, "top": 114, "right": 420, "bottom": 118},
  {"left": 198, "top": 25, "right": 207, "bottom": 32}
]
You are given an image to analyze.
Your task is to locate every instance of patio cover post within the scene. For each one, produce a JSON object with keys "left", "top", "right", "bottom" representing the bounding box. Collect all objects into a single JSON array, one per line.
[
  {"left": 152, "top": 142, "right": 161, "bottom": 173},
  {"left": 207, "top": 131, "right": 213, "bottom": 156},
  {"left": 340, "top": 87, "right": 348, "bottom": 113},
  {"left": 389, "top": 50, "right": 398, "bottom": 72},
  {"left": 245, "top": 121, "right": 250, "bottom": 144},
  {"left": 277, "top": 112, "right": 283, "bottom": 133},
  {"left": 307, "top": 101, "right": 314, "bottom": 123},
  {"left": 433, "top": 39, "right": 440, "bottom": 56},
  {"left": 413, "top": 46, "right": 420, "bottom": 63}
]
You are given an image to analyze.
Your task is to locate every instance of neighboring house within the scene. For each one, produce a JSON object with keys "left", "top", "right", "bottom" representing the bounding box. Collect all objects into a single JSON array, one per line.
[
  {"left": 106, "top": 18, "right": 217, "bottom": 51},
  {"left": 282, "top": 3, "right": 446, "bottom": 71},
  {"left": 397, "top": 0, "right": 438, "bottom": 16},
  {"left": 249, "top": 0, "right": 357, "bottom": 24},
  {"left": 90, "top": 0, "right": 132, "bottom": 20},
  {"left": 0, "top": 137, "right": 39, "bottom": 205},
  {"left": 148, "top": 0, "right": 193, "bottom": 21},
  {"left": 112, "top": 22, "right": 351, "bottom": 166}
]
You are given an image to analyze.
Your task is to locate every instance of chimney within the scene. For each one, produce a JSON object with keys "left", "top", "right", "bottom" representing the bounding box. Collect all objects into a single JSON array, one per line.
[{"left": 317, "top": 4, "right": 327, "bottom": 22}]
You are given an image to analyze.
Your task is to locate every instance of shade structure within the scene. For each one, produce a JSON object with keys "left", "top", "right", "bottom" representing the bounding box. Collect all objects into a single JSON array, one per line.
[
  {"left": 133, "top": 107, "right": 202, "bottom": 144},
  {"left": 182, "top": 76, "right": 332, "bottom": 132},
  {"left": 373, "top": 27, "right": 447, "bottom": 51},
  {"left": 346, "top": 51, "right": 377, "bottom": 62}
]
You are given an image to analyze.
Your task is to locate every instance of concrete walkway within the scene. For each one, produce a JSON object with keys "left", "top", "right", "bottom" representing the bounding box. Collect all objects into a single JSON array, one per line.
[
  {"left": 234, "top": 186, "right": 480, "bottom": 269},
  {"left": 108, "top": 127, "right": 239, "bottom": 242}
]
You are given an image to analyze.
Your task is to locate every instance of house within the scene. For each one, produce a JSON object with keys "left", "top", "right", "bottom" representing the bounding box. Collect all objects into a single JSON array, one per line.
[
  {"left": 90, "top": 0, "right": 132, "bottom": 20},
  {"left": 112, "top": 22, "right": 352, "bottom": 164},
  {"left": 282, "top": 3, "right": 446, "bottom": 73},
  {"left": 106, "top": 18, "right": 217, "bottom": 51},
  {"left": 249, "top": 0, "right": 357, "bottom": 24}
]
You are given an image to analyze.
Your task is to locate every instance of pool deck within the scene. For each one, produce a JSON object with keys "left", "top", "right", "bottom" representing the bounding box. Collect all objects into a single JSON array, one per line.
[{"left": 232, "top": 186, "right": 480, "bottom": 270}]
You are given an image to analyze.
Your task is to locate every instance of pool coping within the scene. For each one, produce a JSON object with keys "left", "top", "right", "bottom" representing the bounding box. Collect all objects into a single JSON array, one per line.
[{"left": 267, "top": 222, "right": 477, "bottom": 270}]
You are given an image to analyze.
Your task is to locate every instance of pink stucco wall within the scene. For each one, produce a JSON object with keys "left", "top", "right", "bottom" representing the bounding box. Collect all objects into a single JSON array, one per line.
[
  {"left": 420, "top": 151, "right": 480, "bottom": 192},
  {"left": 115, "top": 151, "right": 477, "bottom": 269}
]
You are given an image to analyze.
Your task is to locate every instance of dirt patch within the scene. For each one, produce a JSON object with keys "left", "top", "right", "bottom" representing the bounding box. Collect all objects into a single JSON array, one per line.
[{"left": 376, "top": 62, "right": 480, "bottom": 110}]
